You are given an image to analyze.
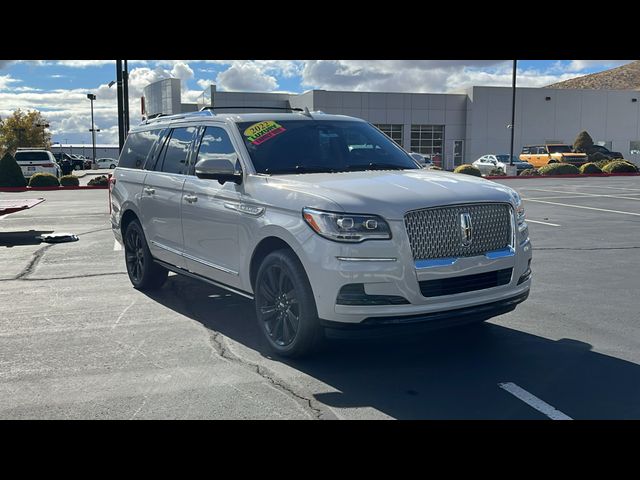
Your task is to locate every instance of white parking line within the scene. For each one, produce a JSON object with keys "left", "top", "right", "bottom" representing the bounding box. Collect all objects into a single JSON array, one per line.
[
  {"left": 574, "top": 185, "right": 640, "bottom": 192},
  {"left": 521, "top": 188, "right": 640, "bottom": 202},
  {"left": 524, "top": 198, "right": 640, "bottom": 217},
  {"left": 113, "top": 240, "right": 122, "bottom": 251},
  {"left": 498, "top": 382, "right": 572, "bottom": 420},
  {"left": 526, "top": 219, "right": 561, "bottom": 227}
]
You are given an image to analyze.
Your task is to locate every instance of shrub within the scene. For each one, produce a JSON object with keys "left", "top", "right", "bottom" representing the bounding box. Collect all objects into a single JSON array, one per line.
[
  {"left": 60, "top": 174, "right": 80, "bottom": 186},
  {"left": 573, "top": 130, "right": 594, "bottom": 153},
  {"left": 453, "top": 164, "right": 482, "bottom": 177},
  {"left": 588, "top": 151, "right": 609, "bottom": 164},
  {"left": 579, "top": 163, "right": 603, "bottom": 174},
  {"left": 0, "top": 152, "right": 27, "bottom": 187},
  {"left": 489, "top": 168, "right": 506, "bottom": 176},
  {"left": 538, "top": 163, "right": 580, "bottom": 176},
  {"left": 28, "top": 172, "right": 60, "bottom": 187},
  {"left": 519, "top": 168, "right": 540, "bottom": 176},
  {"left": 87, "top": 175, "right": 109, "bottom": 186},
  {"left": 601, "top": 160, "right": 639, "bottom": 173}
]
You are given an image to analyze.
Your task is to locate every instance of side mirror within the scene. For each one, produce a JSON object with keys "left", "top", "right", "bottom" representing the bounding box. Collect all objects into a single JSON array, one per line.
[{"left": 195, "top": 155, "right": 242, "bottom": 185}]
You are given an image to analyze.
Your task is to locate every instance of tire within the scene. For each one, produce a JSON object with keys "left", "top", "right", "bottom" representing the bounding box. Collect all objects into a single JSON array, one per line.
[
  {"left": 74, "top": 164, "right": 81, "bottom": 170},
  {"left": 254, "top": 249, "right": 324, "bottom": 358},
  {"left": 110, "top": 164, "right": 115, "bottom": 169},
  {"left": 547, "top": 159, "right": 558, "bottom": 164},
  {"left": 123, "top": 220, "right": 168, "bottom": 290}
]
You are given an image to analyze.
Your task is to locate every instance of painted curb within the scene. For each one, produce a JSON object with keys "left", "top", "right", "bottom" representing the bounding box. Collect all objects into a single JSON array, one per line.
[{"left": 0, "top": 185, "right": 108, "bottom": 192}]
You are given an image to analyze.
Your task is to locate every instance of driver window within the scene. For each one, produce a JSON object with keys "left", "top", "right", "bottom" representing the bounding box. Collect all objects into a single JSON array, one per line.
[{"left": 192, "top": 126, "right": 238, "bottom": 175}]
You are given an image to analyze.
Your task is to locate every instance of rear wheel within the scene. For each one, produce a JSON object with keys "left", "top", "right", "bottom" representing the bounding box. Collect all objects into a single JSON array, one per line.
[
  {"left": 124, "top": 220, "right": 168, "bottom": 290},
  {"left": 254, "top": 250, "right": 323, "bottom": 357},
  {"left": 110, "top": 164, "right": 115, "bottom": 169}
]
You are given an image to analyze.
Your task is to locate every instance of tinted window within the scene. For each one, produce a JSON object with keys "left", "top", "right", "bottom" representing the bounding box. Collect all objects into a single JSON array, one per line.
[
  {"left": 159, "top": 127, "right": 196, "bottom": 174},
  {"left": 197, "top": 127, "right": 236, "bottom": 159},
  {"left": 236, "top": 120, "right": 418, "bottom": 175},
  {"left": 119, "top": 129, "right": 162, "bottom": 169},
  {"left": 547, "top": 145, "right": 572, "bottom": 153},
  {"left": 15, "top": 151, "right": 50, "bottom": 162}
]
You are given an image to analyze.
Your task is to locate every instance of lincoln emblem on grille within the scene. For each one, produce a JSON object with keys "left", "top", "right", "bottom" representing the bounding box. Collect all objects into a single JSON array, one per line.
[{"left": 460, "top": 212, "right": 473, "bottom": 246}]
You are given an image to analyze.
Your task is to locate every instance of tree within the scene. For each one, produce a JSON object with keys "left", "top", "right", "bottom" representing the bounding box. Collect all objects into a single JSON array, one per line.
[
  {"left": 574, "top": 130, "right": 594, "bottom": 154},
  {"left": 0, "top": 151, "right": 27, "bottom": 187},
  {"left": 0, "top": 109, "right": 52, "bottom": 154}
]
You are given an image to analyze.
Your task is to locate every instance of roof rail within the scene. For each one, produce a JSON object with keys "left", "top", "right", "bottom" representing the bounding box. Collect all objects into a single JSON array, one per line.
[{"left": 199, "top": 106, "right": 304, "bottom": 112}]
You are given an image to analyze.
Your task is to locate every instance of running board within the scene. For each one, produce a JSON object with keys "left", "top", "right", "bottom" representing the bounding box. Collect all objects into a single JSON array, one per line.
[{"left": 153, "top": 259, "right": 254, "bottom": 300}]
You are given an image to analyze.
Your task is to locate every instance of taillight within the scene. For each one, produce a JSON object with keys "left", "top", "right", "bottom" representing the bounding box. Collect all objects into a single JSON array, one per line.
[{"left": 108, "top": 174, "right": 116, "bottom": 191}]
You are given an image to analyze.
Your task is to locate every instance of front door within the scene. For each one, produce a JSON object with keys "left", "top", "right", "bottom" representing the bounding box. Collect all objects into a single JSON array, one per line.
[{"left": 181, "top": 125, "right": 243, "bottom": 288}]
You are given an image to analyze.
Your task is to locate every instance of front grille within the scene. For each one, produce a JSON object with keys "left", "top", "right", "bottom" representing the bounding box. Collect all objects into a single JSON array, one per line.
[
  {"left": 419, "top": 268, "right": 513, "bottom": 297},
  {"left": 404, "top": 203, "right": 512, "bottom": 260}
]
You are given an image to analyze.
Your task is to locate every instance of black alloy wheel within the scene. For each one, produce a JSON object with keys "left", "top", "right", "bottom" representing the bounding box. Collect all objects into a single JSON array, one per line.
[{"left": 257, "top": 263, "right": 300, "bottom": 347}]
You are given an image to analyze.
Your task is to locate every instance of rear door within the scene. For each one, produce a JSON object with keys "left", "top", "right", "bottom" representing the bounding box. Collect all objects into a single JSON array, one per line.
[
  {"left": 181, "top": 125, "right": 243, "bottom": 287},
  {"left": 140, "top": 126, "right": 198, "bottom": 268}
]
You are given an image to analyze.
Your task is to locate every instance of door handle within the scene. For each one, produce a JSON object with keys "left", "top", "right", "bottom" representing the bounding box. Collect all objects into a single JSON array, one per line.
[
  {"left": 184, "top": 194, "right": 198, "bottom": 203},
  {"left": 143, "top": 187, "right": 155, "bottom": 195}
]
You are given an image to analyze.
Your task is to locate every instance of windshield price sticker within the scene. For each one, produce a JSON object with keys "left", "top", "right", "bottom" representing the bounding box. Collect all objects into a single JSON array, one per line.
[{"left": 244, "top": 121, "right": 286, "bottom": 145}]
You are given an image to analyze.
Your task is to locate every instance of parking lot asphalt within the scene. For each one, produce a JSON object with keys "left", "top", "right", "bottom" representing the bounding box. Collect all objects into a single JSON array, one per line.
[{"left": 1, "top": 176, "right": 639, "bottom": 419}]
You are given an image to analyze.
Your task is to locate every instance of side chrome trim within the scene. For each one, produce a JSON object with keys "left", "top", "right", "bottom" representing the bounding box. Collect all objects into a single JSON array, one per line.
[
  {"left": 154, "top": 259, "right": 253, "bottom": 300},
  {"left": 337, "top": 257, "right": 397, "bottom": 262},
  {"left": 151, "top": 240, "right": 239, "bottom": 276},
  {"left": 182, "top": 252, "right": 239, "bottom": 276},
  {"left": 150, "top": 240, "right": 183, "bottom": 257}
]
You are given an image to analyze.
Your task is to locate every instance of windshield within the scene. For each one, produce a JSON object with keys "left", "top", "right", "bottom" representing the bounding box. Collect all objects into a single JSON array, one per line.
[
  {"left": 236, "top": 120, "right": 419, "bottom": 174},
  {"left": 547, "top": 145, "right": 573, "bottom": 153}
]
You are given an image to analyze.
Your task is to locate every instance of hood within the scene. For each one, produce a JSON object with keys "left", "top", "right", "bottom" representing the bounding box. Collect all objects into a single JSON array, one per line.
[{"left": 261, "top": 170, "right": 517, "bottom": 220}]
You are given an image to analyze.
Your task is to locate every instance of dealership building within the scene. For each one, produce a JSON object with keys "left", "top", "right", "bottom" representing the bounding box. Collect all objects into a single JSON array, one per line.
[{"left": 143, "top": 78, "right": 640, "bottom": 170}]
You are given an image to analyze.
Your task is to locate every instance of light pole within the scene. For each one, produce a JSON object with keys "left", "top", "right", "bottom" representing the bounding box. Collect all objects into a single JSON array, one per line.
[
  {"left": 87, "top": 93, "right": 97, "bottom": 165},
  {"left": 35, "top": 123, "right": 49, "bottom": 147},
  {"left": 509, "top": 60, "right": 517, "bottom": 166}
]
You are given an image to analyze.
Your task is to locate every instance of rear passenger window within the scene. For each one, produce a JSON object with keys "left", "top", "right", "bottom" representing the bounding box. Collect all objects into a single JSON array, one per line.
[
  {"left": 196, "top": 126, "right": 236, "bottom": 161},
  {"left": 159, "top": 127, "right": 197, "bottom": 174},
  {"left": 119, "top": 129, "right": 162, "bottom": 169}
]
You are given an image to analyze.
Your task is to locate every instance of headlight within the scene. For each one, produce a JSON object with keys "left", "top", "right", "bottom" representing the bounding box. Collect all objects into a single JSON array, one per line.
[
  {"left": 302, "top": 208, "right": 391, "bottom": 242},
  {"left": 512, "top": 191, "right": 526, "bottom": 228}
]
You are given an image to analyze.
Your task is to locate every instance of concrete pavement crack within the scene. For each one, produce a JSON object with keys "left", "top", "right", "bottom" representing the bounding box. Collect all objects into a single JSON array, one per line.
[
  {"left": 13, "top": 245, "right": 53, "bottom": 280},
  {"left": 207, "top": 331, "right": 335, "bottom": 420}
]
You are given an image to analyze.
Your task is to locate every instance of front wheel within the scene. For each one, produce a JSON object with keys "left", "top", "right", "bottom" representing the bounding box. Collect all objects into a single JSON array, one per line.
[
  {"left": 74, "top": 164, "right": 81, "bottom": 170},
  {"left": 110, "top": 164, "right": 116, "bottom": 169},
  {"left": 123, "top": 220, "right": 168, "bottom": 290},
  {"left": 254, "top": 250, "right": 323, "bottom": 357}
]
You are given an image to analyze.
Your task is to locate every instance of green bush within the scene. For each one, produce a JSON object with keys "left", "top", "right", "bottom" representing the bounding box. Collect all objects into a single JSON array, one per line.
[
  {"left": 60, "top": 175, "right": 80, "bottom": 186},
  {"left": 0, "top": 152, "right": 27, "bottom": 187},
  {"left": 601, "top": 160, "right": 639, "bottom": 173},
  {"left": 87, "top": 175, "right": 109, "bottom": 186},
  {"left": 538, "top": 163, "right": 580, "bottom": 176},
  {"left": 519, "top": 168, "right": 540, "bottom": 176},
  {"left": 587, "top": 151, "right": 609, "bottom": 164},
  {"left": 579, "top": 163, "right": 603, "bottom": 174},
  {"left": 453, "top": 164, "right": 482, "bottom": 177},
  {"left": 28, "top": 172, "right": 60, "bottom": 187}
]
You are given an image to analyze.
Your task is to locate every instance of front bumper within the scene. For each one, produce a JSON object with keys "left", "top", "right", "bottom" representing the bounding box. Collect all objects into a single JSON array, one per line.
[
  {"left": 322, "top": 290, "right": 529, "bottom": 338},
  {"left": 298, "top": 217, "right": 532, "bottom": 324}
]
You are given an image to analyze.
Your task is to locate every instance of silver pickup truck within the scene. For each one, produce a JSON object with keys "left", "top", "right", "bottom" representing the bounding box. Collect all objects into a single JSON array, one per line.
[{"left": 110, "top": 109, "right": 532, "bottom": 357}]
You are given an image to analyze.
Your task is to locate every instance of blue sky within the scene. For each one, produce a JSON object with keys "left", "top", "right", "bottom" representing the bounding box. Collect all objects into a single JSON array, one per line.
[{"left": 0, "top": 60, "right": 631, "bottom": 145}]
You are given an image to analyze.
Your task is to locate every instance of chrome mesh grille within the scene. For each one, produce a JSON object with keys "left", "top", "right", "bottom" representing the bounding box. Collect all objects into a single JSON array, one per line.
[{"left": 404, "top": 203, "right": 512, "bottom": 260}]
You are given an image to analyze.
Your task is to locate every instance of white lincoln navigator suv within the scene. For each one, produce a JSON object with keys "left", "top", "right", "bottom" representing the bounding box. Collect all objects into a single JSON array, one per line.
[{"left": 110, "top": 108, "right": 532, "bottom": 357}]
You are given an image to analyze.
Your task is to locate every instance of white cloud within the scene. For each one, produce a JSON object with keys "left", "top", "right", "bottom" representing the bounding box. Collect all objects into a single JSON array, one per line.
[
  {"left": 0, "top": 74, "right": 21, "bottom": 90},
  {"left": 216, "top": 62, "right": 278, "bottom": 91},
  {"left": 566, "top": 60, "right": 632, "bottom": 72}
]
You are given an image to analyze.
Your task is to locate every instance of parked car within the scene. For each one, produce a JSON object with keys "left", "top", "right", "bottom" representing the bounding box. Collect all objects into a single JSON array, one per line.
[
  {"left": 96, "top": 158, "right": 118, "bottom": 169},
  {"left": 52, "top": 152, "right": 74, "bottom": 175},
  {"left": 14, "top": 149, "right": 61, "bottom": 179},
  {"left": 473, "top": 155, "right": 533, "bottom": 175},
  {"left": 408, "top": 152, "right": 434, "bottom": 168},
  {"left": 589, "top": 145, "right": 624, "bottom": 159},
  {"left": 66, "top": 154, "right": 86, "bottom": 170},
  {"left": 519, "top": 144, "right": 587, "bottom": 167},
  {"left": 111, "top": 110, "right": 532, "bottom": 357}
]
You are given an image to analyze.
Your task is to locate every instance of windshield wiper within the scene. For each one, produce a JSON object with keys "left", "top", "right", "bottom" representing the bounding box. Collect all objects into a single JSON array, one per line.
[
  {"left": 266, "top": 165, "right": 339, "bottom": 175},
  {"left": 344, "top": 163, "right": 408, "bottom": 171}
]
